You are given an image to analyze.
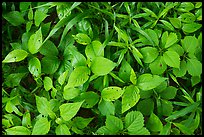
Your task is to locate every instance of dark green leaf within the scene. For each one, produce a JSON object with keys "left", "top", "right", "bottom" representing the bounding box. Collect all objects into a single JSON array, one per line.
[{"left": 3, "top": 11, "right": 25, "bottom": 26}]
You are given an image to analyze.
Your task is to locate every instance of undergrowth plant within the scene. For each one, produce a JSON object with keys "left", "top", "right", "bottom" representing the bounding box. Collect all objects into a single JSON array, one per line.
[{"left": 2, "top": 2, "right": 202, "bottom": 135}]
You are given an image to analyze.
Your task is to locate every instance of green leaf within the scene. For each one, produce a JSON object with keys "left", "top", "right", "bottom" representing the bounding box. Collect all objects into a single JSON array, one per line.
[
  {"left": 149, "top": 56, "right": 167, "bottom": 75},
  {"left": 3, "top": 11, "right": 25, "bottom": 26},
  {"left": 26, "top": 21, "right": 32, "bottom": 32},
  {"left": 158, "top": 99, "right": 173, "bottom": 116},
  {"left": 137, "top": 98, "right": 154, "bottom": 116},
  {"left": 186, "top": 58, "right": 202, "bottom": 76},
  {"left": 28, "top": 27, "right": 43, "bottom": 54},
  {"left": 28, "top": 57, "right": 41, "bottom": 77},
  {"left": 91, "top": 57, "right": 117, "bottom": 76},
  {"left": 43, "top": 76, "right": 53, "bottom": 91},
  {"left": 191, "top": 76, "right": 201, "bottom": 87},
  {"left": 130, "top": 69, "right": 137, "bottom": 85},
  {"left": 59, "top": 101, "right": 84, "bottom": 121},
  {"left": 55, "top": 124, "right": 71, "bottom": 135},
  {"left": 41, "top": 56, "right": 60, "bottom": 74},
  {"left": 66, "top": 66, "right": 90, "bottom": 88},
  {"left": 85, "top": 40, "right": 104, "bottom": 60},
  {"left": 77, "top": 91, "right": 99, "bottom": 108},
  {"left": 118, "top": 59, "right": 132, "bottom": 83},
  {"left": 36, "top": 96, "right": 55, "bottom": 118},
  {"left": 169, "top": 18, "right": 181, "bottom": 29},
  {"left": 125, "top": 111, "right": 150, "bottom": 135},
  {"left": 34, "top": 9, "right": 48, "bottom": 27},
  {"left": 109, "top": 72, "right": 125, "bottom": 84},
  {"left": 165, "top": 102, "right": 199, "bottom": 121},
  {"left": 98, "top": 99, "right": 115, "bottom": 116},
  {"left": 20, "top": 2, "right": 31, "bottom": 12},
  {"left": 137, "top": 73, "right": 167, "bottom": 91},
  {"left": 39, "top": 40, "right": 59, "bottom": 56},
  {"left": 122, "top": 85, "right": 140, "bottom": 113},
  {"left": 161, "top": 31, "right": 168, "bottom": 47},
  {"left": 181, "top": 36, "right": 198, "bottom": 54},
  {"left": 28, "top": 6, "right": 33, "bottom": 20},
  {"left": 105, "top": 115, "right": 123, "bottom": 133},
  {"left": 2, "top": 49, "right": 28, "bottom": 63},
  {"left": 6, "top": 126, "right": 31, "bottom": 135},
  {"left": 101, "top": 86, "right": 124, "bottom": 101},
  {"left": 146, "top": 29, "right": 159, "bottom": 46},
  {"left": 95, "top": 126, "right": 113, "bottom": 135},
  {"left": 22, "top": 111, "right": 32, "bottom": 128},
  {"left": 164, "top": 32, "right": 178, "bottom": 48},
  {"left": 160, "top": 20, "right": 175, "bottom": 31},
  {"left": 5, "top": 73, "right": 27, "bottom": 88},
  {"left": 58, "top": 70, "right": 69, "bottom": 86},
  {"left": 173, "top": 60, "right": 187, "bottom": 77},
  {"left": 63, "top": 87, "right": 80, "bottom": 100},
  {"left": 131, "top": 46, "right": 144, "bottom": 67},
  {"left": 182, "top": 23, "right": 202, "bottom": 33},
  {"left": 73, "top": 117, "right": 93, "bottom": 129},
  {"left": 140, "top": 47, "right": 159, "bottom": 63},
  {"left": 114, "top": 25, "right": 129, "bottom": 43},
  {"left": 179, "top": 12, "right": 196, "bottom": 23},
  {"left": 147, "top": 112, "right": 163, "bottom": 132},
  {"left": 160, "top": 86, "right": 177, "bottom": 100},
  {"left": 173, "top": 123, "right": 193, "bottom": 135},
  {"left": 32, "top": 117, "right": 50, "bottom": 135},
  {"left": 163, "top": 50, "right": 180, "bottom": 68},
  {"left": 73, "top": 33, "right": 91, "bottom": 45},
  {"left": 179, "top": 2, "right": 194, "bottom": 12},
  {"left": 168, "top": 44, "right": 184, "bottom": 56},
  {"left": 159, "top": 122, "right": 171, "bottom": 135}
]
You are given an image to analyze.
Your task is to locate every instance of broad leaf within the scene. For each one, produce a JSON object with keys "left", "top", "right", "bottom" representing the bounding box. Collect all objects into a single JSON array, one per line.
[
  {"left": 55, "top": 124, "right": 71, "bottom": 135},
  {"left": 41, "top": 56, "right": 60, "bottom": 74},
  {"left": 6, "top": 126, "right": 30, "bottom": 135},
  {"left": 59, "top": 101, "right": 84, "bottom": 121},
  {"left": 73, "top": 33, "right": 91, "bottom": 45},
  {"left": 32, "top": 117, "right": 50, "bottom": 135},
  {"left": 163, "top": 50, "right": 180, "bottom": 68},
  {"left": 137, "top": 73, "right": 167, "bottom": 91},
  {"left": 160, "top": 86, "right": 177, "bottom": 100},
  {"left": 140, "top": 47, "right": 158, "bottom": 63},
  {"left": 63, "top": 87, "right": 80, "bottom": 100},
  {"left": 137, "top": 98, "right": 154, "bottom": 116},
  {"left": 169, "top": 18, "right": 181, "bottom": 29},
  {"left": 105, "top": 115, "right": 123, "bottom": 133},
  {"left": 28, "top": 57, "right": 41, "bottom": 77},
  {"left": 122, "top": 85, "right": 140, "bottom": 113},
  {"left": 182, "top": 23, "right": 202, "bottom": 33},
  {"left": 98, "top": 99, "right": 115, "bottom": 116},
  {"left": 43, "top": 76, "right": 53, "bottom": 91},
  {"left": 179, "top": 12, "right": 196, "bottom": 23},
  {"left": 34, "top": 9, "right": 48, "bottom": 27},
  {"left": 149, "top": 56, "right": 167, "bottom": 75},
  {"left": 66, "top": 66, "right": 90, "bottom": 88},
  {"left": 186, "top": 58, "right": 202, "bottom": 76},
  {"left": 2, "top": 49, "right": 28, "bottom": 63},
  {"left": 91, "top": 57, "right": 117, "bottom": 76},
  {"left": 39, "top": 40, "right": 59, "bottom": 56},
  {"left": 85, "top": 40, "right": 104, "bottom": 60},
  {"left": 181, "top": 36, "right": 198, "bottom": 54},
  {"left": 28, "top": 28, "right": 43, "bottom": 54},
  {"left": 164, "top": 32, "right": 178, "bottom": 48},
  {"left": 173, "top": 60, "right": 187, "bottom": 77},
  {"left": 3, "top": 11, "right": 25, "bottom": 26},
  {"left": 158, "top": 99, "right": 173, "bottom": 116},
  {"left": 101, "top": 86, "right": 124, "bottom": 101},
  {"left": 146, "top": 112, "right": 163, "bottom": 132}
]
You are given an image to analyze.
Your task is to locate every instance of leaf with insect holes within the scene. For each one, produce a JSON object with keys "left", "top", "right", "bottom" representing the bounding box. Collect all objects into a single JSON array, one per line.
[
  {"left": 2, "top": 49, "right": 28, "bottom": 63},
  {"left": 149, "top": 56, "right": 167, "bottom": 75},
  {"left": 122, "top": 85, "right": 140, "bottom": 113},
  {"left": 101, "top": 86, "right": 124, "bottom": 101},
  {"left": 66, "top": 66, "right": 90, "bottom": 88},
  {"left": 28, "top": 27, "right": 43, "bottom": 54},
  {"left": 163, "top": 50, "right": 180, "bottom": 68},
  {"left": 28, "top": 57, "right": 41, "bottom": 77}
]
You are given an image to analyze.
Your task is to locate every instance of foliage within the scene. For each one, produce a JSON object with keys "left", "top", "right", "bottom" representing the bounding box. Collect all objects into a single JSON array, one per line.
[{"left": 2, "top": 2, "right": 202, "bottom": 135}]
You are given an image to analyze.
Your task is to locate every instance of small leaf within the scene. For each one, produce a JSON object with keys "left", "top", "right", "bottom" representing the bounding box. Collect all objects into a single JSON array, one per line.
[
  {"left": 101, "top": 86, "right": 124, "bottom": 101},
  {"left": 73, "top": 117, "right": 93, "bottom": 129},
  {"left": 91, "top": 57, "right": 117, "bottom": 76},
  {"left": 158, "top": 99, "right": 173, "bottom": 116},
  {"left": 34, "top": 9, "right": 48, "bottom": 27},
  {"left": 106, "top": 115, "right": 123, "bottom": 133},
  {"left": 58, "top": 70, "right": 69, "bottom": 85},
  {"left": 160, "top": 20, "right": 175, "bottom": 31},
  {"left": 140, "top": 47, "right": 159, "bottom": 63},
  {"left": 43, "top": 76, "right": 53, "bottom": 91},
  {"left": 122, "top": 85, "right": 140, "bottom": 113},
  {"left": 28, "top": 27, "right": 43, "bottom": 54},
  {"left": 146, "top": 112, "right": 163, "bottom": 132},
  {"left": 2, "top": 49, "right": 28, "bottom": 63},
  {"left": 3, "top": 11, "right": 25, "bottom": 26},
  {"left": 173, "top": 123, "right": 193, "bottom": 135},
  {"left": 73, "top": 33, "right": 91, "bottom": 45},
  {"left": 22, "top": 111, "right": 32, "bottom": 128},
  {"left": 28, "top": 6, "right": 33, "bottom": 20},
  {"left": 163, "top": 50, "right": 180, "bottom": 68},
  {"left": 137, "top": 98, "right": 154, "bottom": 116},
  {"left": 149, "top": 56, "right": 167, "bottom": 75},
  {"left": 114, "top": 25, "right": 129, "bottom": 43},
  {"left": 85, "top": 40, "right": 104, "bottom": 60},
  {"left": 66, "top": 66, "right": 90, "bottom": 88},
  {"left": 186, "top": 58, "right": 202, "bottom": 76},
  {"left": 118, "top": 59, "right": 132, "bottom": 83},
  {"left": 130, "top": 69, "right": 137, "bottom": 85},
  {"left": 160, "top": 86, "right": 177, "bottom": 100},
  {"left": 55, "top": 124, "right": 71, "bottom": 135},
  {"left": 32, "top": 117, "right": 50, "bottom": 135},
  {"left": 182, "top": 23, "right": 202, "bottom": 33},
  {"left": 164, "top": 32, "right": 178, "bottom": 48},
  {"left": 98, "top": 99, "right": 115, "bottom": 116},
  {"left": 137, "top": 73, "right": 167, "bottom": 91},
  {"left": 6, "top": 126, "right": 31, "bottom": 135},
  {"left": 28, "top": 57, "right": 41, "bottom": 77},
  {"left": 169, "top": 18, "right": 181, "bottom": 29},
  {"left": 160, "top": 122, "right": 171, "bottom": 135},
  {"left": 39, "top": 40, "right": 59, "bottom": 56},
  {"left": 59, "top": 101, "right": 84, "bottom": 121},
  {"left": 173, "top": 60, "right": 187, "bottom": 77}
]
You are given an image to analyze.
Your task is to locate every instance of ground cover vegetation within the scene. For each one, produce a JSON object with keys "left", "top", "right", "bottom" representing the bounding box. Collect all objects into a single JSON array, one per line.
[{"left": 2, "top": 2, "right": 202, "bottom": 135}]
